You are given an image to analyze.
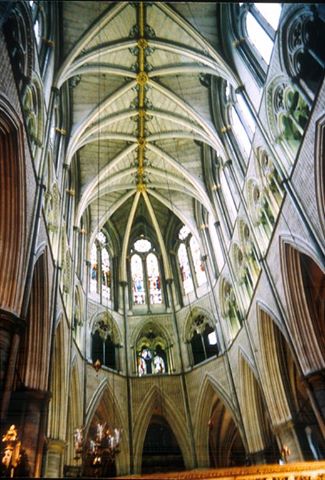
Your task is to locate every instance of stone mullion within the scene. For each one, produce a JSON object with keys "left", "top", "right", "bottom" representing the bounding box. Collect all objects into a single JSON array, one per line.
[
  {"left": 186, "top": 240, "right": 198, "bottom": 298},
  {"left": 142, "top": 254, "right": 150, "bottom": 310}
]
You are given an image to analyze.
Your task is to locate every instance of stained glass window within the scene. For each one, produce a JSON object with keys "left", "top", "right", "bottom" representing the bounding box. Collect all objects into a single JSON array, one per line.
[
  {"left": 178, "top": 225, "right": 190, "bottom": 241},
  {"left": 90, "top": 231, "right": 111, "bottom": 302},
  {"left": 137, "top": 345, "right": 167, "bottom": 376},
  {"left": 90, "top": 243, "right": 98, "bottom": 294},
  {"left": 101, "top": 247, "right": 111, "bottom": 300},
  {"left": 190, "top": 236, "right": 207, "bottom": 287},
  {"left": 131, "top": 254, "right": 146, "bottom": 305},
  {"left": 134, "top": 238, "right": 151, "bottom": 252},
  {"left": 147, "top": 253, "right": 162, "bottom": 304},
  {"left": 152, "top": 355, "right": 165, "bottom": 374},
  {"left": 130, "top": 238, "right": 163, "bottom": 307},
  {"left": 178, "top": 243, "right": 194, "bottom": 294}
]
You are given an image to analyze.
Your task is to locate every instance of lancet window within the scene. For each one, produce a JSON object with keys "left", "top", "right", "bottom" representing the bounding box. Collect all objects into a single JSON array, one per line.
[
  {"left": 243, "top": 3, "right": 281, "bottom": 63},
  {"left": 177, "top": 226, "right": 207, "bottom": 297},
  {"left": 90, "top": 231, "right": 111, "bottom": 303},
  {"left": 136, "top": 329, "right": 169, "bottom": 376},
  {"left": 235, "top": 3, "right": 282, "bottom": 83},
  {"left": 129, "top": 238, "right": 162, "bottom": 307},
  {"left": 91, "top": 315, "right": 119, "bottom": 371},
  {"left": 187, "top": 314, "right": 219, "bottom": 366}
]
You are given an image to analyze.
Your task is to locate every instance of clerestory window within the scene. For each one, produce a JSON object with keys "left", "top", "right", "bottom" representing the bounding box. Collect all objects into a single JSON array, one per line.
[
  {"left": 90, "top": 231, "right": 112, "bottom": 303},
  {"left": 177, "top": 226, "right": 207, "bottom": 297},
  {"left": 236, "top": 3, "right": 282, "bottom": 83},
  {"left": 129, "top": 237, "right": 162, "bottom": 307}
]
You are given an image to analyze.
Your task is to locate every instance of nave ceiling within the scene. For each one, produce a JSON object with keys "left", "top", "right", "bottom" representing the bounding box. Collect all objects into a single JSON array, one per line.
[{"left": 57, "top": 1, "right": 239, "bottom": 255}]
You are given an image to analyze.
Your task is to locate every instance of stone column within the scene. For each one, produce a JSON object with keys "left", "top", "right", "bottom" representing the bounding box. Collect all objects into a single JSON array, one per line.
[
  {"left": 44, "top": 438, "right": 65, "bottom": 477},
  {"left": 273, "top": 420, "right": 304, "bottom": 463},
  {"left": 306, "top": 370, "right": 325, "bottom": 426},
  {"left": 0, "top": 310, "right": 25, "bottom": 422}
]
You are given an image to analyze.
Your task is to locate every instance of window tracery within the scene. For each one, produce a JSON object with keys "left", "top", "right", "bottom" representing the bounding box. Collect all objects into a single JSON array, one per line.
[
  {"left": 232, "top": 242, "right": 254, "bottom": 305},
  {"left": 186, "top": 313, "right": 218, "bottom": 366},
  {"left": 246, "top": 178, "right": 276, "bottom": 250},
  {"left": 256, "top": 148, "right": 284, "bottom": 216},
  {"left": 281, "top": 6, "right": 325, "bottom": 99},
  {"left": 267, "top": 79, "right": 310, "bottom": 160},
  {"left": 91, "top": 313, "right": 119, "bottom": 371},
  {"left": 129, "top": 237, "right": 162, "bottom": 307},
  {"left": 220, "top": 279, "right": 242, "bottom": 343},
  {"left": 4, "top": 3, "right": 34, "bottom": 91},
  {"left": 135, "top": 328, "right": 169, "bottom": 376}
]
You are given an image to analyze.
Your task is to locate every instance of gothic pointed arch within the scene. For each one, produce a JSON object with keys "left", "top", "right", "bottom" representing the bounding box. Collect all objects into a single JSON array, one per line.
[
  {"left": 19, "top": 248, "right": 50, "bottom": 391},
  {"left": 133, "top": 382, "right": 192, "bottom": 472},
  {"left": 85, "top": 379, "right": 128, "bottom": 476},
  {"left": 315, "top": 114, "right": 325, "bottom": 236},
  {"left": 47, "top": 314, "right": 68, "bottom": 441},
  {"left": 257, "top": 306, "right": 293, "bottom": 427},
  {"left": 258, "top": 304, "right": 325, "bottom": 460},
  {"left": 194, "top": 373, "right": 243, "bottom": 467},
  {"left": 280, "top": 238, "right": 325, "bottom": 374},
  {"left": 0, "top": 95, "right": 26, "bottom": 314},
  {"left": 239, "top": 353, "right": 277, "bottom": 461}
]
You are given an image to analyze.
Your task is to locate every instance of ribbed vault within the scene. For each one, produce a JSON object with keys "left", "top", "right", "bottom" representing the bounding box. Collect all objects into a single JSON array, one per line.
[{"left": 57, "top": 1, "right": 238, "bottom": 256}]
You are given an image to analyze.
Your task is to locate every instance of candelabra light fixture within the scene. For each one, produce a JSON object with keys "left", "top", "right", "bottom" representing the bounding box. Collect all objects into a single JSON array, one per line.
[
  {"left": 74, "top": 423, "right": 121, "bottom": 476},
  {"left": 1, "top": 425, "right": 28, "bottom": 478}
]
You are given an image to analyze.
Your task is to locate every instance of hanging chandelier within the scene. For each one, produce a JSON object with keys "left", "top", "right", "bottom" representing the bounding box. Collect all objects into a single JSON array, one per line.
[{"left": 74, "top": 423, "right": 121, "bottom": 474}]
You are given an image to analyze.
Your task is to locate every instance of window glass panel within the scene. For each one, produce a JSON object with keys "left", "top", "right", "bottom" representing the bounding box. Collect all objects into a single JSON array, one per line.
[
  {"left": 179, "top": 225, "right": 190, "bottom": 241},
  {"left": 96, "top": 231, "right": 106, "bottom": 244},
  {"left": 231, "top": 106, "right": 252, "bottom": 160},
  {"left": 146, "top": 253, "right": 162, "bottom": 304},
  {"left": 208, "top": 331, "right": 217, "bottom": 345},
  {"left": 255, "top": 3, "right": 282, "bottom": 30},
  {"left": 152, "top": 355, "right": 165, "bottom": 374},
  {"left": 137, "top": 356, "right": 147, "bottom": 376},
  {"left": 34, "top": 18, "right": 41, "bottom": 47},
  {"left": 138, "top": 347, "right": 152, "bottom": 375},
  {"left": 190, "top": 236, "right": 207, "bottom": 287},
  {"left": 134, "top": 238, "right": 151, "bottom": 253},
  {"left": 178, "top": 243, "right": 194, "bottom": 294},
  {"left": 220, "top": 168, "right": 237, "bottom": 223},
  {"left": 90, "top": 243, "right": 98, "bottom": 293},
  {"left": 246, "top": 11, "right": 273, "bottom": 64},
  {"left": 101, "top": 247, "right": 110, "bottom": 300},
  {"left": 236, "top": 94, "right": 256, "bottom": 136},
  {"left": 131, "top": 254, "right": 145, "bottom": 304}
]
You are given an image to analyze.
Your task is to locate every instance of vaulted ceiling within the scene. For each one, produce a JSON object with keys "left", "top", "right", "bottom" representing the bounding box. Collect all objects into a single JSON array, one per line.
[{"left": 56, "top": 2, "right": 239, "bottom": 265}]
